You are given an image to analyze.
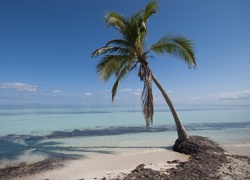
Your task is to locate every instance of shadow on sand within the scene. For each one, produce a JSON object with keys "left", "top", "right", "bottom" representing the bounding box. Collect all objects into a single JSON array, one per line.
[
  {"left": 0, "top": 135, "right": 114, "bottom": 163},
  {"left": 0, "top": 126, "right": 172, "bottom": 163},
  {"left": 1, "top": 121, "right": 249, "bottom": 164}
]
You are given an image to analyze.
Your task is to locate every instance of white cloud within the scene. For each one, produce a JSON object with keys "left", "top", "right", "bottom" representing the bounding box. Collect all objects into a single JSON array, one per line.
[
  {"left": 134, "top": 89, "right": 142, "bottom": 96},
  {"left": 118, "top": 88, "right": 143, "bottom": 96},
  {"left": 0, "top": 83, "right": 62, "bottom": 95},
  {"left": 182, "top": 90, "right": 250, "bottom": 104},
  {"left": 84, "top": 93, "right": 92, "bottom": 96},
  {"left": 0, "top": 83, "right": 38, "bottom": 92},
  {"left": 120, "top": 88, "right": 132, "bottom": 92},
  {"left": 53, "top": 90, "right": 61, "bottom": 93},
  {"left": 208, "top": 90, "right": 250, "bottom": 100}
]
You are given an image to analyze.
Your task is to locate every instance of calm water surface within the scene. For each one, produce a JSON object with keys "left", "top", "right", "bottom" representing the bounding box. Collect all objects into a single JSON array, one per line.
[{"left": 0, "top": 104, "right": 249, "bottom": 168}]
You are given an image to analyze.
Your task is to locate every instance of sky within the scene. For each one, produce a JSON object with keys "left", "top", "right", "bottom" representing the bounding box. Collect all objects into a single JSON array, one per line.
[{"left": 0, "top": 0, "right": 250, "bottom": 105}]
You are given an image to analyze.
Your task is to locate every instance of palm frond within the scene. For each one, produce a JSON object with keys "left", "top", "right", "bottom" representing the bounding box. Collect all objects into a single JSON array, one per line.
[
  {"left": 151, "top": 34, "right": 196, "bottom": 68},
  {"left": 92, "top": 46, "right": 130, "bottom": 57},
  {"left": 111, "top": 78, "right": 120, "bottom": 102},
  {"left": 105, "top": 11, "right": 137, "bottom": 45},
  {"left": 140, "top": 65, "right": 154, "bottom": 128},
  {"left": 111, "top": 65, "right": 132, "bottom": 102},
  {"left": 125, "top": 17, "right": 141, "bottom": 46},
  {"left": 96, "top": 55, "right": 127, "bottom": 81},
  {"left": 106, "top": 39, "right": 131, "bottom": 48},
  {"left": 135, "top": 0, "right": 158, "bottom": 35},
  {"left": 142, "top": 0, "right": 158, "bottom": 21},
  {"left": 92, "top": 46, "right": 113, "bottom": 57},
  {"left": 105, "top": 39, "right": 135, "bottom": 53},
  {"left": 105, "top": 11, "right": 126, "bottom": 30}
]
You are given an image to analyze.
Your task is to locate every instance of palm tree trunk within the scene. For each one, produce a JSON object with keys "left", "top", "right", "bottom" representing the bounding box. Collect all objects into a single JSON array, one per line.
[{"left": 151, "top": 73, "right": 189, "bottom": 141}]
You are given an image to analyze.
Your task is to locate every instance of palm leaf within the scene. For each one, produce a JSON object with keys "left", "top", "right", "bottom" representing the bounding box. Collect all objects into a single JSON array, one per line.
[
  {"left": 92, "top": 46, "right": 114, "bottom": 57},
  {"left": 136, "top": 0, "right": 158, "bottom": 34},
  {"left": 105, "top": 11, "right": 126, "bottom": 30},
  {"left": 112, "top": 64, "right": 133, "bottom": 102},
  {"left": 151, "top": 34, "right": 196, "bottom": 68},
  {"left": 142, "top": 0, "right": 158, "bottom": 21},
  {"left": 111, "top": 78, "right": 120, "bottom": 102},
  {"left": 106, "top": 39, "right": 131, "bottom": 48},
  {"left": 105, "top": 11, "right": 136, "bottom": 44},
  {"left": 92, "top": 46, "right": 130, "bottom": 57},
  {"left": 96, "top": 55, "right": 127, "bottom": 81},
  {"left": 105, "top": 39, "right": 136, "bottom": 54}
]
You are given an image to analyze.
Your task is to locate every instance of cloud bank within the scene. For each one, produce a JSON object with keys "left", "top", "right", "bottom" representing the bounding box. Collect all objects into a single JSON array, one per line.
[
  {"left": 207, "top": 90, "right": 250, "bottom": 100},
  {"left": 0, "top": 83, "right": 38, "bottom": 92},
  {"left": 183, "top": 90, "right": 250, "bottom": 104},
  {"left": 0, "top": 83, "right": 61, "bottom": 94}
]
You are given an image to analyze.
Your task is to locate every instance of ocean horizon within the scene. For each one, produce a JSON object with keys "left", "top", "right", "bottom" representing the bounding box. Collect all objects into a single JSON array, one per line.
[{"left": 1, "top": 104, "right": 250, "bottom": 168}]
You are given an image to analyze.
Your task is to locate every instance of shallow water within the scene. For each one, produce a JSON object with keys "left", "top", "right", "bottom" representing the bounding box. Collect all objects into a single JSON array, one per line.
[{"left": 0, "top": 104, "right": 249, "bottom": 168}]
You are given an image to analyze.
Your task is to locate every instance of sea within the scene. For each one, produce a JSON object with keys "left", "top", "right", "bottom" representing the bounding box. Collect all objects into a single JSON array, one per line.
[{"left": 0, "top": 104, "right": 250, "bottom": 168}]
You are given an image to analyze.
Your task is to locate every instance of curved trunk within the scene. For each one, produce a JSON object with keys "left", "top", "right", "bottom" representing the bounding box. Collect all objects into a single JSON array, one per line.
[{"left": 151, "top": 73, "right": 189, "bottom": 141}]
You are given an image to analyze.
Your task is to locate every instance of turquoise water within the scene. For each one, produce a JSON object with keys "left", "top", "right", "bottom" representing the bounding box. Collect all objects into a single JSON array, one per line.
[{"left": 0, "top": 104, "right": 250, "bottom": 168}]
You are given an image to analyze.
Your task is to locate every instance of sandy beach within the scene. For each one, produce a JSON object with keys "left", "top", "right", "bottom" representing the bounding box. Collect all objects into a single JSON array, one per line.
[
  {"left": 1, "top": 138, "right": 249, "bottom": 180},
  {"left": 18, "top": 148, "right": 189, "bottom": 180}
]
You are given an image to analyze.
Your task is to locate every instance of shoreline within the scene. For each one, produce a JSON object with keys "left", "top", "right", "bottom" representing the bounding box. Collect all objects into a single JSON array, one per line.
[{"left": 1, "top": 138, "right": 250, "bottom": 180}]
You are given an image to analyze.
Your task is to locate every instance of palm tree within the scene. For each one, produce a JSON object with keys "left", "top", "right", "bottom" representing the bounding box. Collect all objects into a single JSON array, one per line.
[{"left": 92, "top": 0, "right": 196, "bottom": 142}]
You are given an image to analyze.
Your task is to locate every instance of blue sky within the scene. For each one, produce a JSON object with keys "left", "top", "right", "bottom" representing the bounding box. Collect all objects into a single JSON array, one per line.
[{"left": 0, "top": 0, "right": 250, "bottom": 105}]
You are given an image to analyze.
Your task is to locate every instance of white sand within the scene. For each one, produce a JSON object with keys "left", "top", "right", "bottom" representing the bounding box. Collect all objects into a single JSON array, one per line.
[
  {"left": 222, "top": 144, "right": 250, "bottom": 156},
  {"left": 11, "top": 142, "right": 250, "bottom": 180},
  {"left": 21, "top": 148, "right": 189, "bottom": 180}
]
